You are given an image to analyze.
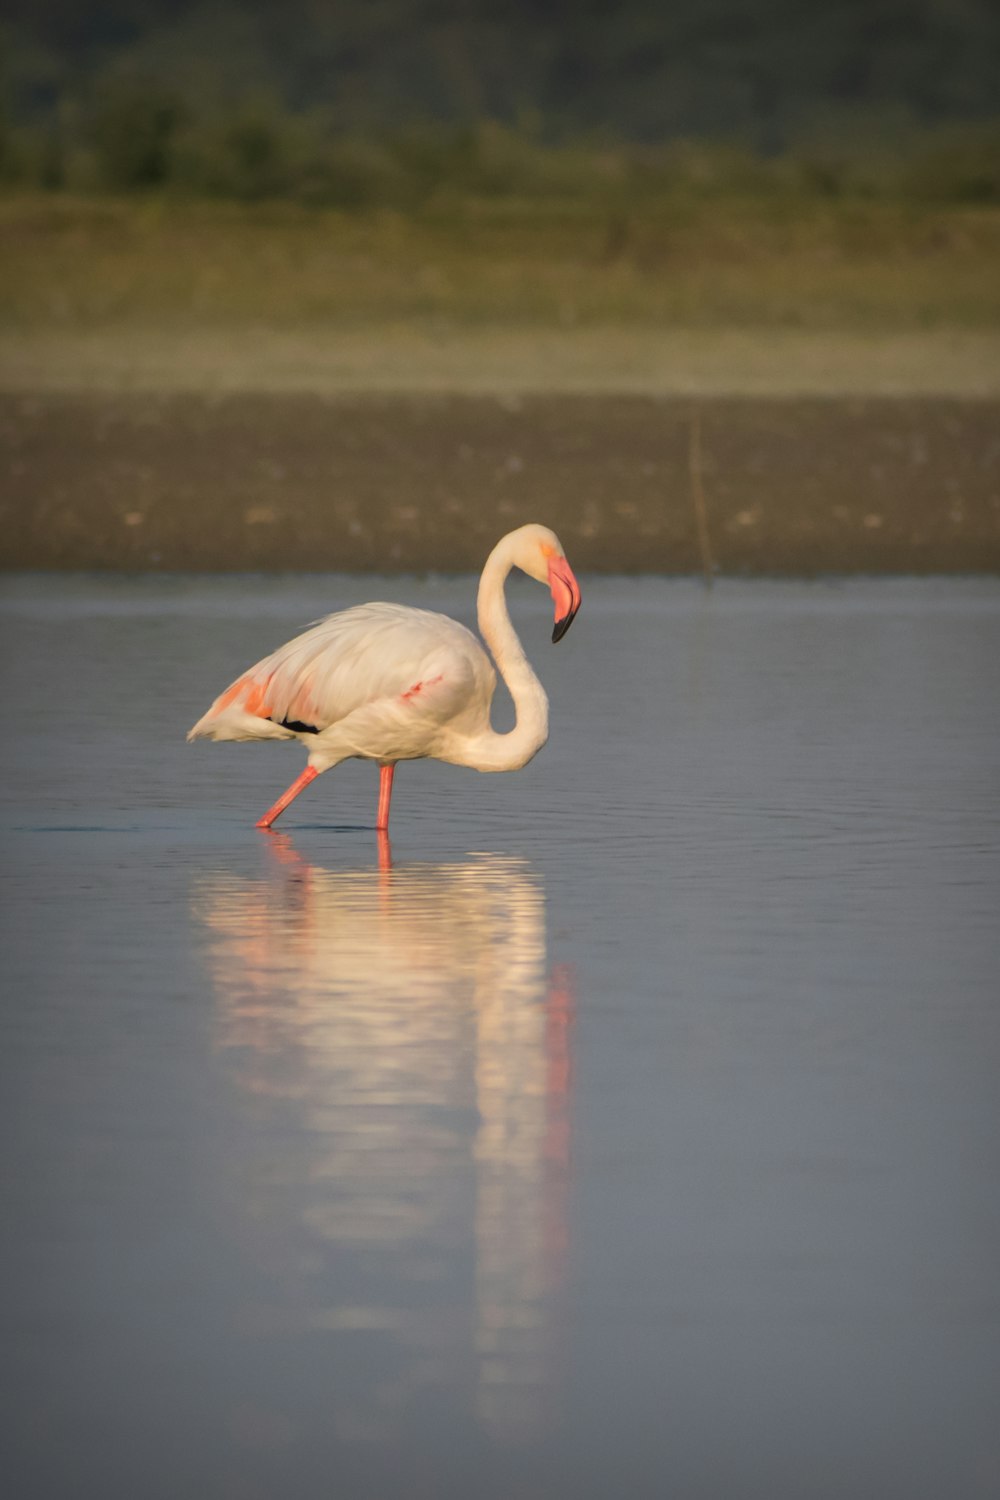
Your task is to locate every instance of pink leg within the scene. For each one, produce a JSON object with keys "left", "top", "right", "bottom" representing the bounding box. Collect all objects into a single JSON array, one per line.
[
  {"left": 256, "top": 764, "right": 319, "bottom": 830},
  {"left": 376, "top": 764, "right": 395, "bottom": 831}
]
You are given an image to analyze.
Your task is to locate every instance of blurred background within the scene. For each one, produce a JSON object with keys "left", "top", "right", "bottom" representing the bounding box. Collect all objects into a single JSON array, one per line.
[
  {"left": 1, "top": 0, "right": 999, "bottom": 570},
  {"left": 4, "top": 0, "right": 1000, "bottom": 198}
]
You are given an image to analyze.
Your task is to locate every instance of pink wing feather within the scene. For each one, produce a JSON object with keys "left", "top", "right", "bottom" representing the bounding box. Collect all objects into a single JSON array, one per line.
[{"left": 188, "top": 603, "right": 493, "bottom": 744}]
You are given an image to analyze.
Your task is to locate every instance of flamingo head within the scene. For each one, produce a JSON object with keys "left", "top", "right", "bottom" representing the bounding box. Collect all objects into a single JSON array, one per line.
[{"left": 509, "top": 524, "right": 582, "bottom": 642}]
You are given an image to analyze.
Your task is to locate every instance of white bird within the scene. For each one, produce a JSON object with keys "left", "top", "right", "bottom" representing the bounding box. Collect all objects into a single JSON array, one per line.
[{"left": 188, "top": 523, "right": 582, "bottom": 831}]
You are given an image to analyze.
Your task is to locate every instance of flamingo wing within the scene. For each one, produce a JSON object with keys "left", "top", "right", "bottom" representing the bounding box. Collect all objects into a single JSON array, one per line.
[{"left": 188, "top": 603, "right": 494, "bottom": 747}]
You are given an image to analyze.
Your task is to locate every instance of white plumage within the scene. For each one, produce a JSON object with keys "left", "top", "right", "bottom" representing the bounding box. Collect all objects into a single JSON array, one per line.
[
  {"left": 188, "top": 603, "right": 491, "bottom": 759},
  {"left": 187, "top": 523, "right": 582, "bottom": 831}
]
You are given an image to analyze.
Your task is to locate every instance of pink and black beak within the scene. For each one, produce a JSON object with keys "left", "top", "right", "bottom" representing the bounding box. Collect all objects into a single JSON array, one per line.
[{"left": 548, "top": 555, "right": 582, "bottom": 643}]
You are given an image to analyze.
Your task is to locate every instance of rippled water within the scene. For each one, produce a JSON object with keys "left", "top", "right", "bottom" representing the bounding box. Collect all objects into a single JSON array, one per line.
[{"left": 2, "top": 575, "right": 999, "bottom": 1499}]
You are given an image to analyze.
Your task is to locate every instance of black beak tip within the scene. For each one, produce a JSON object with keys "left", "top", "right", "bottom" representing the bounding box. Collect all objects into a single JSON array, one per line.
[{"left": 552, "top": 611, "right": 577, "bottom": 644}]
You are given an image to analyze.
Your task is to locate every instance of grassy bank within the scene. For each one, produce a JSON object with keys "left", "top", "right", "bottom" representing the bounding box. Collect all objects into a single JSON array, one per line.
[
  {"left": 3, "top": 192, "right": 999, "bottom": 399},
  {"left": 3, "top": 192, "right": 1000, "bottom": 334},
  {"left": 4, "top": 156, "right": 998, "bottom": 578}
]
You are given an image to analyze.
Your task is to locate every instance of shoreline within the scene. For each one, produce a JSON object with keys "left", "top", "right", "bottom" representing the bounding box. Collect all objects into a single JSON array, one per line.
[{"left": 3, "top": 391, "right": 998, "bottom": 574}]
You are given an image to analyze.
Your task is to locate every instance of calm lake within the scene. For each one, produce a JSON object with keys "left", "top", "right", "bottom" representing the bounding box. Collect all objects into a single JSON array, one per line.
[{"left": 2, "top": 574, "right": 999, "bottom": 1500}]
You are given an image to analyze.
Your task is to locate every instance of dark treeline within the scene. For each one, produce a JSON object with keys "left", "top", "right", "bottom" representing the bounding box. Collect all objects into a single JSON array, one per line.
[{"left": 2, "top": 0, "right": 999, "bottom": 202}]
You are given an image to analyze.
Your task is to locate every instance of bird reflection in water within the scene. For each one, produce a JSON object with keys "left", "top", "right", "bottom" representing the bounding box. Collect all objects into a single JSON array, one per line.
[{"left": 192, "top": 836, "right": 573, "bottom": 1447}]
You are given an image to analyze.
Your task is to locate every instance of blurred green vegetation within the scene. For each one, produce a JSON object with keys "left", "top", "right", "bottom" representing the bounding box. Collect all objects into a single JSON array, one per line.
[
  {"left": 3, "top": 0, "right": 999, "bottom": 147},
  {"left": 2, "top": 0, "right": 999, "bottom": 208},
  {"left": 2, "top": 96, "right": 999, "bottom": 208}
]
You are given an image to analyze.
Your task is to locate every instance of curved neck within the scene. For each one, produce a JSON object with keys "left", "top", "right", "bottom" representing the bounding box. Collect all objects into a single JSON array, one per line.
[{"left": 469, "top": 538, "right": 549, "bottom": 772}]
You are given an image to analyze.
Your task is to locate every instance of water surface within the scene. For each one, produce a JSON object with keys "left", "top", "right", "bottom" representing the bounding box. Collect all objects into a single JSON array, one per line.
[{"left": 2, "top": 575, "right": 999, "bottom": 1499}]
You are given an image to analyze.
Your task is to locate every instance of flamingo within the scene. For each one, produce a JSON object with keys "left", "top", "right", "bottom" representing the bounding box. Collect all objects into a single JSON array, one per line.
[{"left": 187, "top": 523, "right": 581, "bottom": 831}]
